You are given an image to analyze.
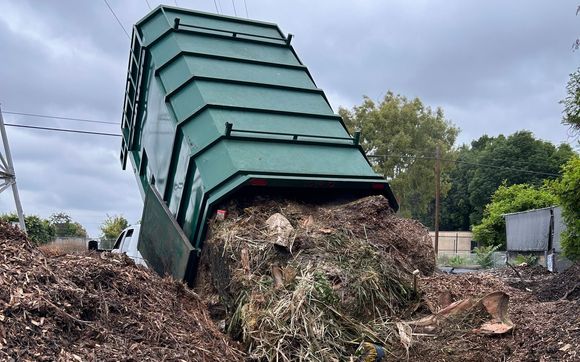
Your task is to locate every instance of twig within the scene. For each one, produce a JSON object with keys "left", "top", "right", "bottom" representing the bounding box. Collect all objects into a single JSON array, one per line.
[
  {"left": 506, "top": 262, "right": 524, "bottom": 282},
  {"left": 42, "top": 297, "right": 94, "bottom": 325},
  {"left": 561, "top": 283, "right": 579, "bottom": 300}
]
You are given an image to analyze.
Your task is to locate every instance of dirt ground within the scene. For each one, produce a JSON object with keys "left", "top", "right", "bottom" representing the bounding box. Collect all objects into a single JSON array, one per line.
[{"left": 405, "top": 265, "right": 579, "bottom": 361}]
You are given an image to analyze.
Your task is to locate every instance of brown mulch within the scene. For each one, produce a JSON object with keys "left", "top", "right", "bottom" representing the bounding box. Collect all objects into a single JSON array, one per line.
[
  {"left": 489, "top": 263, "right": 579, "bottom": 302},
  {"left": 404, "top": 267, "right": 580, "bottom": 362},
  {"left": 536, "top": 263, "right": 580, "bottom": 301},
  {"left": 0, "top": 221, "right": 243, "bottom": 361}
]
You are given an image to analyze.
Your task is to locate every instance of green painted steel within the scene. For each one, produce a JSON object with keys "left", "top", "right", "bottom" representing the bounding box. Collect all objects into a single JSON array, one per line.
[
  {"left": 121, "top": 5, "right": 398, "bottom": 285},
  {"left": 139, "top": 185, "right": 196, "bottom": 281}
]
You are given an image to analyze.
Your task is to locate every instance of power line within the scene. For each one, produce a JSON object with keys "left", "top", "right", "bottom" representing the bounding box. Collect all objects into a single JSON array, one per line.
[
  {"left": 367, "top": 154, "right": 561, "bottom": 177},
  {"left": 450, "top": 159, "right": 560, "bottom": 177},
  {"left": 231, "top": 0, "right": 237, "bottom": 16},
  {"left": 103, "top": 0, "right": 130, "bottom": 39},
  {"left": 4, "top": 123, "right": 121, "bottom": 138},
  {"left": 243, "top": 0, "right": 248, "bottom": 17},
  {"left": 441, "top": 154, "right": 554, "bottom": 175},
  {"left": 144, "top": 0, "right": 152, "bottom": 10},
  {"left": 367, "top": 150, "right": 562, "bottom": 171},
  {"left": 213, "top": 0, "right": 220, "bottom": 13},
  {"left": 2, "top": 111, "right": 118, "bottom": 125}
]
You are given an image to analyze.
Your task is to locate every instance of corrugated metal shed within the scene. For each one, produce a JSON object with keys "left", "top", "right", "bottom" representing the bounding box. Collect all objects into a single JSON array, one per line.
[
  {"left": 504, "top": 207, "right": 553, "bottom": 251},
  {"left": 552, "top": 206, "right": 566, "bottom": 252}
]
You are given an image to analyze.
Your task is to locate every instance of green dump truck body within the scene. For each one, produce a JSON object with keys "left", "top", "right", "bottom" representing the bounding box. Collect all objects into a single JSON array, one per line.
[{"left": 121, "top": 5, "right": 398, "bottom": 285}]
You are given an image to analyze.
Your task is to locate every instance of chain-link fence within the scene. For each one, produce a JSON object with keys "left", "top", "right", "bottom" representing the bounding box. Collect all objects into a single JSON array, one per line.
[
  {"left": 47, "top": 237, "right": 117, "bottom": 251},
  {"left": 98, "top": 239, "right": 116, "bottom": 250},
  {"left": 437, "top": 251, "right": 506, "bottom": 269}
]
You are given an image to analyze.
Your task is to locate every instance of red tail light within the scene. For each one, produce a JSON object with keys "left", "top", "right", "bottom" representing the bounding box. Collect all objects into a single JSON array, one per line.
[
  {"left": 371, "top": 183, "right": 385, "bottom": 190},
  {"left": 250, "top": 178, "right": 268, "bottom": 186}
]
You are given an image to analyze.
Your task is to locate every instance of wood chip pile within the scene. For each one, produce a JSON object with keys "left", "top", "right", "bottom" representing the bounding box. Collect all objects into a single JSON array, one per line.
[
  {"left": 198, "top": 195, "right": 436, "bottom": 361},
  {"left": 408, "top": 266, "right": 580, "bottom": 361},
  {"left": 0, "top": 222, "right": 243, "bottom": 361}
]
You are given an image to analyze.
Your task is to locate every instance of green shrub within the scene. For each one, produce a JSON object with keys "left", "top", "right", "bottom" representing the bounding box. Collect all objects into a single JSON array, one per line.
[
  {"left": 0, "top": 213, "right": 55, "bottom": 245},
  {"left": 473, "top": 245, "right": 500, "bottom": 268},
  {"left": 513, "top": 254, "right": 539, "bottom": 266},
  {"left": 551, "top": 156, "right": 580, "bottom": 261},
  {"left": 449, "top": 255, "right": 466, "bottom": 267}
]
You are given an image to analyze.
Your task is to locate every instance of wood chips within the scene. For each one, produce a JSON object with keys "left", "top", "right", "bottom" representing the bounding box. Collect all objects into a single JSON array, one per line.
[{"left": 0, "top": 222, "right": 243, "bottom": 361}]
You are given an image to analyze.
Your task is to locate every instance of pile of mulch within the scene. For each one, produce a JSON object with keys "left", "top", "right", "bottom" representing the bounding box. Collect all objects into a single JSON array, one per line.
[
  {"left": 536, "top": 263, "right": 580, "bottom": 301},
  {"left": 491, "top": 263, "right": 579, "bottom": 302},
  {"left": 403, "top": 268, "right": 580, "bottom": 361},
  {"left": 197, "top": 195, "right": 435, "bottom": 361},
  {"left": 0, "top": 221, "right": 243, "bottom": 361}
]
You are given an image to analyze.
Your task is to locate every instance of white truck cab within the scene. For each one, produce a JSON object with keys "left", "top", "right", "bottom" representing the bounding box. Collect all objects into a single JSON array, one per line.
[{"left": 111, "top": 225, "right": 148, "bottom": 267}]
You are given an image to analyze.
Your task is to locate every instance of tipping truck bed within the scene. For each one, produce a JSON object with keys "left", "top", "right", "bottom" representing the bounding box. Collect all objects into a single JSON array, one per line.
[{"left": 120, "top": 5, "right": 398, "bottom": 285}]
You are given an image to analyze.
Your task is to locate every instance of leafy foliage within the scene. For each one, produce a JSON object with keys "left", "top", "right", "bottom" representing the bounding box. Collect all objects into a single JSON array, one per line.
[
  {"left": 440, "top": 139, "right": 491, "bottom": 230},
  {"left": 49, "top": 212, "right": 87, "bottom": 237},
  {"left": 514, "top": 254, "right": 539, "bottom": 266},
  {"left": 339, "top": 92, "right": 458, "bottom": 219},
  {"left": 448, "top": 255, "right": 466, "bottom": 267},
  {"left": 472, "top": 183, "right": 557, "bottom": 248},
  {"left": 0, "top": 214, "right": 55, "bottom": 245},
  {"left": 561, "top": 68, "right": 580, "bottom": 135},
  {"left": 473, "top": 245, "right": 500, "bottom": 269},
  {"left": 441, "top": 132, "right": 574, "bottom": 230},
  {"left": 100, "top": 215, "right": 129, "bottom": 240},
  {"left": 551, "top": 156, "right": 580, "bottom": 260},
  {"left": 468, "top": 132, "right": 573, "bottom": 225}
]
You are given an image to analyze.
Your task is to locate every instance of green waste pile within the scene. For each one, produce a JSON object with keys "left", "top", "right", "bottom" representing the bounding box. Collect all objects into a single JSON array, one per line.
[{"left": 197, "top": 195, "right": 435, "bottom": 361}]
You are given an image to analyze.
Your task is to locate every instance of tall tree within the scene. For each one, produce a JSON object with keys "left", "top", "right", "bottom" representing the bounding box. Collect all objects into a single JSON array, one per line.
[
  {"left": 439, "top": 146, "right": 476, "bottom": 230},
  {"left": 467, "top": 131, "right": 574, "bottom": 225},
  {"left": 0, "top": 214, "right": 55, "bottom": 245},
  {"left": 561, "top": 68, "right": 580, "bottom": 135},
  {"left": 563, "top": 4, "right": 580, "bottom": 136},
  {"left": 49, "top": 212, "right": 87, "bottom": 238},
  {"left": 440, "top": 133, "right": 574, "bottom": 230},
  {"left": 339, "top": 92, "right": 459, "bottom": 219},
  {"left": 439, "top": 135, "right": 496, "bottom": 230},
  {"left": 100, "top": 215, "right": 129, "bottom": 240}
]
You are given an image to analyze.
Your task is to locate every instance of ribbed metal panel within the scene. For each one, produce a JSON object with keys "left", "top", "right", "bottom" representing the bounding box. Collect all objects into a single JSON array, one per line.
[
  {"left": 552, "top": 206, "right": 567, "bottom": 252},
  {"left": 120, "top": 6, "right": 398, "bottom": 284},
  {"left": 505, "top": 208, "right": 552, "bottom": 251}
]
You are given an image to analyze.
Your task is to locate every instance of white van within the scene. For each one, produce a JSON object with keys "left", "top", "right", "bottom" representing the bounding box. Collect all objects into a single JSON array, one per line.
[{"left": 111, "top": 225, "right": 148, "bottom": 267}]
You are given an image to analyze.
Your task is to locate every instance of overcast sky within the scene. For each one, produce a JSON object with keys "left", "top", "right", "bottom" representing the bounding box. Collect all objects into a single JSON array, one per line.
[{"left": 0, "top": 0, "right": 578, "bottom": 236}]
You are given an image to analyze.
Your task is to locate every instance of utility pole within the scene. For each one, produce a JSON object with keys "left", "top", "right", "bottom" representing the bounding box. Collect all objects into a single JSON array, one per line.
[
  {"left": 0, "top": 105, "right": 27, "bottom": 234},
  {"left": 434, "top": 145, "right": 441, "bottom": 255}
]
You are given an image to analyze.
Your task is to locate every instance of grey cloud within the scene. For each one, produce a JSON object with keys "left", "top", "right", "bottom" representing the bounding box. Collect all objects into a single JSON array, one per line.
[
  {"left": 0, "top": 0, "right": 577, "bottom": 236},
  {"left": 248, "top": 0, "right": 578, "bottom": 145}
]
